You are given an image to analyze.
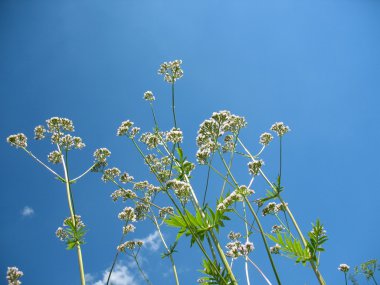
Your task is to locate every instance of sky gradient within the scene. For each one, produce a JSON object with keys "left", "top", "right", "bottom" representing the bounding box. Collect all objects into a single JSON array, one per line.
[{"left": 1, "top": 0, "right": 380, "bottom": 284}]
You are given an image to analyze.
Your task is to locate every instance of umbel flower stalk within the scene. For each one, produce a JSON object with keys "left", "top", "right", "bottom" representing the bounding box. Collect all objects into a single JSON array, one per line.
[{"left": 7, "top": 118, "right": 89, "bottom": 285}]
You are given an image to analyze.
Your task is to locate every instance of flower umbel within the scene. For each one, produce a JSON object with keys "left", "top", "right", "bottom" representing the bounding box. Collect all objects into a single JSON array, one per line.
[
  {"left": 158, "top": 60, "right": 184, "bottom": 83},
  {"left": 7, "top": 134, "right": 28, "bottom": 148},
  {"left": 6, "top": 267, "right": 23, "bottom": 285}
]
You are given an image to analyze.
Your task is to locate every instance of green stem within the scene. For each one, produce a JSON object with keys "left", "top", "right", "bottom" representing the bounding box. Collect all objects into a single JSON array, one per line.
[
  {"left": 58, "top": 145, "right": 86, "bottom": 285},
  {"left": 372, "top": 276, "right": 378, "bottom": 285},
  {"left": 71, "top": 163, "right": 97, "bottom": 182},
  {"left": 238, "top": 137, "right": 326, "bottom": 285},
  {"left": 171, "top": 82, "right": 177, "bottom": 128},
  {"left": 247, "top": 257, "right": 273, "bottom": 285},
  {"left": 151, "top": 211, "right": 180, "bottom": 285},
  {"left": 217, "top": 149, "right": 281, "bottom": 284},
  {"left": 133, "top": 252, "right": 153, "bottom": 285},
  {"left": 344, "top": 273, "right": 348, "bottom": 285},
  {"left": 106, "top": 220, "right": 129, "bottom": 285},
  {"left": 22, "top": 148, "right": 64, "bottom": 180},
  {"left": 243, "top": 202, "right": 251, "bottom": 285},
  {"left": 245, "top": 198, "right": 282, "bottom": 285}
]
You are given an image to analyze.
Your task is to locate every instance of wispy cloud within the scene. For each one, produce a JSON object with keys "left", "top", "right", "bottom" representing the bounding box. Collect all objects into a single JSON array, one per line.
[
  {"left": 92, "top": 263, "right": 138, "bottom": 285},
  {"left": 21, "top": 206, "right": 34, "bottom": 217},
  {"left": 141, "top": 231, "right": 161, "bottom": 252}
]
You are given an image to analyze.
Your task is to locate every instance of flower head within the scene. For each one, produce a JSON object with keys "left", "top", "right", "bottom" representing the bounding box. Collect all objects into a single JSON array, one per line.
[
  {"left": 158, "top": 60, "right": 184, "bottom": 83},
  {"left": 7, "top": 133, "right": 28, "bottom": 148},
  {"left": 270, "top": 122, "right": 290, "bottom": 137},
  {"left": 34, "top": 125, "right": 46, "bottom": 140},
  {"left": 6, "top": 267, "right": 23, "bottom": 285},
  {"left": 143, "top": 91, "right": 155, "bottom": 101},
  {"left": 248, "top": 160, "right": 264, "bottom": 176},
  {"left": 338, "top": 264, "right": 350, "bottom": 273},
  {"left": 259, "top": 132, "right": 273, "bottom": 146}
]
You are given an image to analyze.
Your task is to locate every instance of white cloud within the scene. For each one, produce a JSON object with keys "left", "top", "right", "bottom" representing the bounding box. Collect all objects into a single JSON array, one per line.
[
  {"left": 141, "top": 231, "right": 161, "bottom": 252},
  {"left": 92, "top": 264, "right": 138, "bottom": 285},
  {"left": 85, "top": 273, "right": 95, "bottom": 283},
  {"left": 21, "top": 206, "right": 34, "bottom": 217}
]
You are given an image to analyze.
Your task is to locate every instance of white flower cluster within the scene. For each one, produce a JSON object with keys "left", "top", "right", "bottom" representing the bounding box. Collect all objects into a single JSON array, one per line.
[
  {"left": 225, "top": 232, "right": 254, "bottom": 259},
  {"left": 139, "top": 132, "right": 161, "bottom": 149},
  {"left": 117, "top": 120, "right": 140, "bottom": 138},
  {"left": 102, "top": 167, "right": 121, "bottom": 182},
  {"left": 165, "top": 128, "right": 183, "bottom": 144},
  {"left": 217, "top": 185, "right": 254, "bottom": 211},
  {"left": 158, "top": 60, "right": 184, "bottom": 83},
  {"left": 123, "top": 224, "right": 136, "bottom": 234},
  {"left": 259, "top": 132, "right": 273, "bottom": 146},
  {"left": 271, "top": 224, "right": 285, "bottom": 233},
  {"left": 47, "top": 150, "right": 62, "bottom": 164},
  {"left": 6, "top": 267, "right": 23, "bottom": 285},
  {"left": 270, "top": 244, "right": 281, "bottom": 254},
  {"left": 247, "top": 159, "right": 264, "bottom": 176},
  {"left": 120, "top": 172, "right": 134, "bottom": 183},
  {"left": 338, "top": 264, "right": 350, "bottom": 272},
  {"left": 262, "top": 202, "right": 287, "bottom": 216},
  {"left": 143, "top": 90, "right": 155, "bottom": 101},
  {"left": 117, "top": 240, "right": 143, "bottom": 252},
  {"left": 111, "top": 189, "right": 137, "bottom": 202},
  {"left": 166, "top": 179, "right": 191, "bottom": 203},
  {"left": 159, "top": 206, "right": 174, "bottom": 218},
  {"left": 133, "top": 180, "right": 149, "bottom": 190},
  {"left": 34, "top": 125, "right": 46, "bottom": 140},
  {"left": 270, "top": 122, "right": 290, "bottom": 137},
  {"left": 92, "top": 148, "right": 111, "bottom": 172},
  {"left": 7, "top": 133, "right": 28, "bottom": 148},
  {"left": 196, "top": 111, "right": 247, "bottom": 164},
  {"left": 144, "top": 154, "right": 172, "bottom": 183},
  {"left": 118, "top": 207, "right": 137, "bottom": 222}
]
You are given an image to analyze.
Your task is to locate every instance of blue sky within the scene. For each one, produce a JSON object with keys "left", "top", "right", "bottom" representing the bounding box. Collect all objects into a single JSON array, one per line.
[{"left": 1, "top": 0, "right": 380, "bottom": 284}]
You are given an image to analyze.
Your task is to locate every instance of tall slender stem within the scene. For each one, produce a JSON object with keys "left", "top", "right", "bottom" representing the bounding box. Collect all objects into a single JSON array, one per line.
[
  {"left": 247, "top": 257, "right": 273, "bottom": 285},
  {"left": 22, "top": 148, "right": 64, "bottom": 180},
  {"left": 245, "top": 199, "right": 282, "bottom": 285},
  {"left": 217, "top": 149, "right": 281, "bottom": 284},
  {"left": 243, "top": 202, "right": 251, "bottom": 285},
  {"left": 58, "top": 145, "right": 86, "bottom": 285},
  {"left": 171, "top": 82, "right": 177, "bottom": 129},
  {"left": 133, "top": 252, "right": 153, "bottom": 285},
  {"left": 238, "top": 137, "right": 326, "bottom": 285},
  {"left": 151, "top": 212, "right": 180, "bottom": 285}
]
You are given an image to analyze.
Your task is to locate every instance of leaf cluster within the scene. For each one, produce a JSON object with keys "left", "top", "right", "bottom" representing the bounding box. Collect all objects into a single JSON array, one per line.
[{"left": 165, "top": 207, "right": 230, "bottom": 246}]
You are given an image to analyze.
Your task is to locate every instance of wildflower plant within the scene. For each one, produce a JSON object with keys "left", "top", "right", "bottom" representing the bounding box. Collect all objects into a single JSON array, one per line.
[{"left": 6, "top": 60, "right": 378, "bottom": 285}]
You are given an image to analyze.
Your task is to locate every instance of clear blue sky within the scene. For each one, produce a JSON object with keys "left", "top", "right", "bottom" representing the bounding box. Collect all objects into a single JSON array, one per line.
[{"left": 1, "top": 0, "right": 379, "bottom": 284}]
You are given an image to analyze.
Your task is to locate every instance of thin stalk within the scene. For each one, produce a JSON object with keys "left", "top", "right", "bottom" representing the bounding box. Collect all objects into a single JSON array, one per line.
[
  {"left": 245, "top": 198, "right": 282, "bottom": 285},
  {"left": 106, "top": 220, "right": 129, "bottom": 285},
  {"left": 58, "top": 145, "right": 86, "bottom": 285},
  {"left": 132, "top": 252, "right": 153, "bottom": 285},
  {"left": 217, "top": 150, "right": 281, "bottom": 284},
  {"left": 239, "top": 138, "right": 326, "bottom": 285},
  {"left": 202, "top": 154, "right": 214, "bottom": 207},
  {"left": 372, "top": 276, "right": 378, "bottom": 285},
  {"left": 151, "top": 211, "right": 180, "bottom": 285},
  {"left": 344, "top": 273, "right": 348, "bottom": 285},
  {"left": 71, "top": 163, "right": 97, "bottom": 182},
  {"left": 171, "top": 82, "right": 177, "bottom": 128},
  {"left": 247, "top": 257, "right": 273, "bottom": 285},
  {"left": 22, "top": 148, "right": 64, "bottom": 180},
  {"left": 243, "top": 202, "right": 251, "bottom": 285}
]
